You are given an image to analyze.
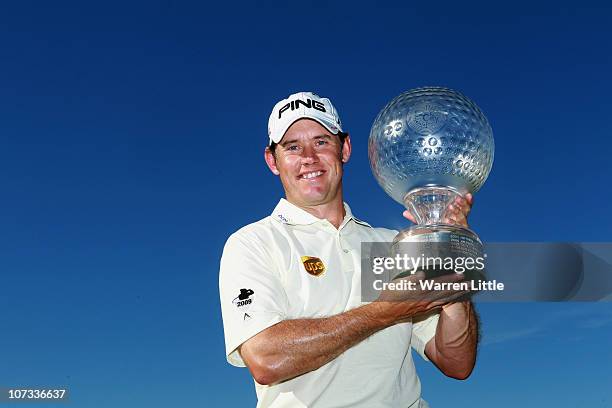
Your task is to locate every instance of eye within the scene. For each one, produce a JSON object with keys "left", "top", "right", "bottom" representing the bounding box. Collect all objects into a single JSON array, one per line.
[
  {"left": 286, "top": 144, "right": 299, "bottom": 151},
  {"left": 315, "top": 139, "right": 328, "bottom": 146}
]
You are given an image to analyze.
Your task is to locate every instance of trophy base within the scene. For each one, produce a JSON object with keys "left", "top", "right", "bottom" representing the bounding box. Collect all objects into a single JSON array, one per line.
[{"left": 391, "top": 224, "right": 486, "bottom": 282}]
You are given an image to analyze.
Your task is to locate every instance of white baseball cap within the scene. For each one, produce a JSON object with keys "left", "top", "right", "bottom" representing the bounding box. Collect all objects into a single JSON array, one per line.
[{"left": 267, "top": 91, "right": 343, "bottom": 145}]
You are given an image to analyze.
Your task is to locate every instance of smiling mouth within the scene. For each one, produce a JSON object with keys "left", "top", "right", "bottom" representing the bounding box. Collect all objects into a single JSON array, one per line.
[{"left": 299, "top": 170, "right": 324, "bottom": 180}]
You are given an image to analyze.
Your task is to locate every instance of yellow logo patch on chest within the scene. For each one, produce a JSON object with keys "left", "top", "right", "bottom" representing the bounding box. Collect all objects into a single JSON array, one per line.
[{"left": 301, "top": 256, "right": 326, "bottom": 277}]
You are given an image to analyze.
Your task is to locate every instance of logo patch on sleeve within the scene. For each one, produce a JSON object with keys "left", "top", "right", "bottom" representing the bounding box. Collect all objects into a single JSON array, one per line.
[
  {"left": 301, "top": 256, "right": 326, "bottom": 277},
  {"left": 232, "top": 289, "right": 255, "bottom": 321},
  {"left": 232, "top": 288, "right": 254, "bottom": 308}
]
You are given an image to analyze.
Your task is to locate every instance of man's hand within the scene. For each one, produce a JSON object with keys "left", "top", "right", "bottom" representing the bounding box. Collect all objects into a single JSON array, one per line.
[
  {"left": 403, "top": 193, "right": 473, "bottom": 227},
  {"left": 374, "top": 271, "right": 472, "bottom": 324}
]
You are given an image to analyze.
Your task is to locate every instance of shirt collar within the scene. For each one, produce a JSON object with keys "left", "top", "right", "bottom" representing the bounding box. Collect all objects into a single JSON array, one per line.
[{"left": 271, "top": 198, "right": 371, "bottom": 229}]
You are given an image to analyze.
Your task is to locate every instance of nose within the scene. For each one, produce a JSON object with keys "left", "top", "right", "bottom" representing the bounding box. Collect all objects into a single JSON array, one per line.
[{"left": 300, "top": 144, "right": 318, "bottom": 164}]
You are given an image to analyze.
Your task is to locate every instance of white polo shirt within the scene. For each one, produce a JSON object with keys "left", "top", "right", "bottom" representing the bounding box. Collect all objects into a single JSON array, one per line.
[{"left": 219, "top": 198, "right": 439, "bottom": 408}]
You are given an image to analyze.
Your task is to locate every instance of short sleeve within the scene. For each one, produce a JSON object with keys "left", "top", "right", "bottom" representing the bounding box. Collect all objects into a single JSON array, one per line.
[
  {"left": 411, "top": 312, "right": 440, "bottom": 361},
  {"left": 219, "top": 231, "right": 289, "bottom": 367}
]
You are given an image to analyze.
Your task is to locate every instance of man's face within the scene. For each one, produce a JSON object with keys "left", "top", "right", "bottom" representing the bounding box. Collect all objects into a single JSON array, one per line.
[{"left": 265, "top": 119, "right": 351, "bottom": 208}]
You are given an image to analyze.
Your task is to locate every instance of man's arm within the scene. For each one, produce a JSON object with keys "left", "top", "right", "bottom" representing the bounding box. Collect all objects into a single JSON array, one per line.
[
  {"left": 239, "top": 302, "right": 391, "bottom": 385},
  {"left": 424, "top": 301, "right": 479, "bottom": 380},
  {"left": 239, "top": 272, "right": 469, "bottom": 385}
]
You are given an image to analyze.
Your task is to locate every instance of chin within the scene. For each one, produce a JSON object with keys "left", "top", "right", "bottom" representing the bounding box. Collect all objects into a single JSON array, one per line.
[
  {"left": 303, "top": 187, "right": 329, "bottom": 199},
  {"left": 300, "top": 196, "right": 327, "bottom": 205},
  {"left": 295, "top": 191, "right": 329, "bottom": 206}
]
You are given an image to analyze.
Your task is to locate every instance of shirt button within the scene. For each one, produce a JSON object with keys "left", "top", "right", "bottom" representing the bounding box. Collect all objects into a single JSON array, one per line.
[{"left": 343, "top": 249, "right": 349, "bottom": 253}]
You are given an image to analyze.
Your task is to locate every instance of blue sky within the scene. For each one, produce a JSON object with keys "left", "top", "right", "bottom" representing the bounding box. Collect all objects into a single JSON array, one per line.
[{"left": 0, "top": 1, "right": 611, "bottom": 407}]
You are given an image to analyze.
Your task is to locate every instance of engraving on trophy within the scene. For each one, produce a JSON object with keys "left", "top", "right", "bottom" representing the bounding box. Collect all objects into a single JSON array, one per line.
[
  {"left": 383, "top": 120, "right": 404, "bottom": 137},
  {"left": 406, "top": 102, "right": 447, "bottom": 135}
]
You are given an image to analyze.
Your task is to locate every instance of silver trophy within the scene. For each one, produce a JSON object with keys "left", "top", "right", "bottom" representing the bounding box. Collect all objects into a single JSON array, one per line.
[{"left": 369, "top": 87, "right": 494, "bottom": 278}]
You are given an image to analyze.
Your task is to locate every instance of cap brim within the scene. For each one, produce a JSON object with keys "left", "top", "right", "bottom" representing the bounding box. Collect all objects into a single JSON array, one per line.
[{"left": 270, "top": 117, "right": 341, "bottom": 145}]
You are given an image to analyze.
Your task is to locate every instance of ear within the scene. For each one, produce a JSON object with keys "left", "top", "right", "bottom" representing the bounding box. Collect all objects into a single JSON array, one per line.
[
  {"left": 264, "top": 147, "right": 280, "bottom": 175},
  {"left": 340, "top": 134, "right": 352, "bottom": 163}
]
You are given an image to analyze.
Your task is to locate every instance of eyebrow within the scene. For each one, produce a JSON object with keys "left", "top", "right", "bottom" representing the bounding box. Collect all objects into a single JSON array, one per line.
[
  {"left": 280, "top": 134, "right": 332, "bottom": 146},
  {"left": 280, "top": 138, "right": 298, "bottom": 146}
]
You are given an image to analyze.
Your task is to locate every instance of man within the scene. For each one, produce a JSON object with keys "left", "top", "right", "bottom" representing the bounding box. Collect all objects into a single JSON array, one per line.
[{"left": 219, "top": 91, "right": 479, "bottom": 407}]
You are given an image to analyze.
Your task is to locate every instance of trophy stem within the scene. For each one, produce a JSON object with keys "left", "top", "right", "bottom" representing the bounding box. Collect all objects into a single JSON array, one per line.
[{"left": 403, "top": 186, "right": 464, "bottom": 225}]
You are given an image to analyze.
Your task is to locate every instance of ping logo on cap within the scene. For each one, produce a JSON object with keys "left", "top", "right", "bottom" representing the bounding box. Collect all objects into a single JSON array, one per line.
[
  {"left": 301, "top": 256, "right": 326, "bottom": 277},
  {"left": 268, "top": 91, "right": 342, "bottom": 145},
  {"left": 278, "top": 98, "right": 326, "bottom": 118}
]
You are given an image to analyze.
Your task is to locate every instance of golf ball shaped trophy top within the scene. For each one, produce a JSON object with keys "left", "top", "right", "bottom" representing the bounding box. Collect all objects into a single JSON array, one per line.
[{"left": 369, "top": 87, "right": 494, "bottom": 278}]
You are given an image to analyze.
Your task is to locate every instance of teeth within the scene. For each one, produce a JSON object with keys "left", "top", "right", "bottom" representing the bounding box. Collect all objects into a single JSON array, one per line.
[{"left": 302, "top": 171, "right": 323, "bottom": 179}]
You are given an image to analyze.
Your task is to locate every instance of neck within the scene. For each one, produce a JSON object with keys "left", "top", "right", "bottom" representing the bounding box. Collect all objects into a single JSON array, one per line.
[{"left": 289, "top": 196, "right": 346, "bottom": 229}]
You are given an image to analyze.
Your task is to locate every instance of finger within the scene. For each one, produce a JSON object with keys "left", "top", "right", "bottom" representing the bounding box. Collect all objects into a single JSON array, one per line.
[
  {"left": 419, "top": 301, "right": 445, "bottom": 314},
  {"left": 395, "top": 271, "right": 461, "bottom": 289},
  {"left": 393, "top": 270, "right": 426, "bottom": 283},
  {"left": 413, "top": 270, "right": 426, "bottom": 280},
  {"left": 448, "top": 204, "right": 461, "bottom": 216},
  {"left": 452, "top": 197, "right": 471, "bottom": 217},
  {"left": 443, "top": 213, "right": 467, "bottom": 227},
  {"left": 441, "top": 299, "right": 471, "bottom": 310},
  {"left": 465, "top": 193, "right": 473, "bottom": 205},
  {"left": 450, "top": 203, "right": 468, "bottom": 217},
  {"left": 432, "top": 275, "right": 472, "bottom": 292},
  {"left": 448, "top": 203, "right": 469, "bottom": 225},
  {"left": 403, "top": 210, "right": 417, "bottom": 223},
  {"left": 427, "top": 286, "right": 473, "bottom": 305},
  {"left": 403, "top": 210, "right": 416, "bottom": 221},
  {"left": 453, "top": 210, "right": 467, "bottom": 225},
  {"left": 453, "top": 195, "right": 466, "bottom": 206},
  {"left": 441, "top": 289, "right": 473, "bottom": 304},
  {"left": 426, "top": 272, "right": 467, "bottom": 285}
]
